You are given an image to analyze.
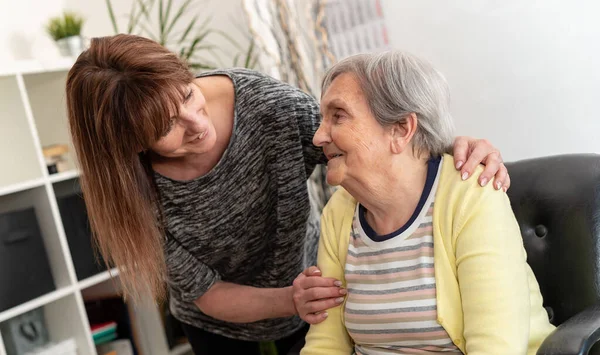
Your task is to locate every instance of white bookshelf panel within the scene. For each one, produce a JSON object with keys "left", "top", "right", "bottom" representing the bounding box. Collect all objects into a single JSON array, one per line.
[
  {"left": 0, "top": 76, "right": 43, "bottom": 188},
  {"left": 44, "top": 293, "right": 95, "bottom": 355},
  {"left": 0, "top": 287, "right": 74, "bottom": 324},
  {"left": 80, "top": 274, "right": 121, "bottom": 301},
  {"left": 0, "top": 328, "right": 6, "bottom": 355},
  {"left": 0, "top": 186, "right": 73, "bottom": 289},
  {"left": 49, "top": 170, "right": 79, "bottom": 184},
  {"left": 22, "top": 71, "right": 77, "bottom": 174},
  {"left": 78, "top": 269, "right": 119, "bottom": 291}
]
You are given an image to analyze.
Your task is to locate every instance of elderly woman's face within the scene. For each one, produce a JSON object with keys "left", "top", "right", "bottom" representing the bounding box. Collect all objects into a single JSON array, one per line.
[{"left": 314, "top": 73, "right": 392, "bottom": 187}]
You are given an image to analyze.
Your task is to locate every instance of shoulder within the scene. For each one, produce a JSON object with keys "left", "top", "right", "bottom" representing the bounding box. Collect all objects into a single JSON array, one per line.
[
  {"left": 436, "top": 154, "right": 514, "bottom": 231},
  {"left": 437, "top": 153, "right": 499, "bottom": 205},
  {"left": 224, "top": 69, "right": 318, "bottom": 108},
  {"left": 322, "top": 188, "right": 356, "bottom": 232}
]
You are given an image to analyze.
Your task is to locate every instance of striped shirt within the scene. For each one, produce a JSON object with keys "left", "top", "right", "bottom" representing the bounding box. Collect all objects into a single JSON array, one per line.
[{"left": 344, "top": 156, "right": 462, "bottom": 354}]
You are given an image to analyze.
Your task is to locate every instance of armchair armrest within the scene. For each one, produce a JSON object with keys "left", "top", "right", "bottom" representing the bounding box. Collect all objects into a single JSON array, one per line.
[{"left": 537, "top": 304, "right": 600, "bottom": 355}]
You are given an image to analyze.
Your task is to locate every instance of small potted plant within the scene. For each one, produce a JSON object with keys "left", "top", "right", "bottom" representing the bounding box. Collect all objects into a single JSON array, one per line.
[{"left": 46, "top": 12, "right": 84, "bottom": 57}]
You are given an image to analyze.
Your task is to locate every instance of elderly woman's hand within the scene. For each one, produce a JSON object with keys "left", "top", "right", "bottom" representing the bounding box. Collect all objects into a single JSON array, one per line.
[
  {"left": 452, "top": 136, "right": 510, "bottom": 192},
  {"left": 292, "top": 266, "right": 347, "bottom": 324}
]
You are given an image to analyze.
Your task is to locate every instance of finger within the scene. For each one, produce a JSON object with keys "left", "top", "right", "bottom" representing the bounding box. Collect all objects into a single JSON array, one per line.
[
  {"left": 302, "top": 266, "right": 322, "bottom": 276},
  {"left": 303, "top": 296, "right": 345, "bottom": 314},
  {"left": 492, "top": 164, "right": 508, "bottom": 190},
  {"left": 302, "top": 311, "right": 329, "bottom": 325},
  {"left": 479, "top": 158, "right": 501, "bottom": 187},
  {"left": 295, "top": 276, "right": 342, "bottom": 290},
  {"left": 305, "top": 286, "right": 347, "bottom": 301},
  {"left": 452, "top": 136, "right": 470, "bottom": 170},
  {"left": 502, "top": 173, "right": 511, "bottom": 192},
  {"left": 461, "top": 140, "right": 492, "bottom": 181}
]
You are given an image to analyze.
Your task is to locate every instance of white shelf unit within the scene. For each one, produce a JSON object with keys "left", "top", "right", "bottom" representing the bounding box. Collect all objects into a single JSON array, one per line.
[{"left": 0, "top": 59, "right": 186, "bottom": 355}]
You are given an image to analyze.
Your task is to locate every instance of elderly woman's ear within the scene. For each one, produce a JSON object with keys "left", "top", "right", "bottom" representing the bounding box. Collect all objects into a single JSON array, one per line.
[{"left": 390, "top": 113, "right": 418, "bottom": 154}]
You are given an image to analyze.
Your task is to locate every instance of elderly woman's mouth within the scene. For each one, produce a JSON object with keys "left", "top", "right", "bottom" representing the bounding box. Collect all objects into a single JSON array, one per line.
[{"left": 327, "top": 153, "right": 343, "bottom": 160}]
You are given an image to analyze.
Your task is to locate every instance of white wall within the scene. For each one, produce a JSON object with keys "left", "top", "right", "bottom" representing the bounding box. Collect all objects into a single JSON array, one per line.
[
  {"left": 0, "top": 0, "right": 66, "bottom": 62},
  {"left": 381, "top": 0, "right": 600, "bottom": 161},
  {"left": 0, "top": 0, "right": 249, "bottom": 68}
]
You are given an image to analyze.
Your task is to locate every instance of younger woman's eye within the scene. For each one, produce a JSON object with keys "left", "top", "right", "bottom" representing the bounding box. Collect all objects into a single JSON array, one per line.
[
  {"left": 184, "top": 88, "right": 193, "bottom": 102},
  {"left": 162, "top": 118, "right": 176, "bottom": 137}
]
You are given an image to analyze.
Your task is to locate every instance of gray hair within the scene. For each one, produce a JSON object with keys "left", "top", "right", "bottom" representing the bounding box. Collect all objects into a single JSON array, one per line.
[{"left": 321, "top": 51, "right": 455, "bottom": 157}]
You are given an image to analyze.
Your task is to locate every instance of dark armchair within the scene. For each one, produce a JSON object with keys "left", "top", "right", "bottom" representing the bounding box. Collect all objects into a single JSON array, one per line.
[{"left": 505, "top": 154, "right": 600, "bottom": 355}]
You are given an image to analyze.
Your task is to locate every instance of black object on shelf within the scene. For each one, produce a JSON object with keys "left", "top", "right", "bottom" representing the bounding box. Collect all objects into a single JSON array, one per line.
[
  {"left": 0, "top": 208, "right": 56, "bottom": 312},
  {"left": 0, "top": 307, "right": 50, "bottom": 354},
  {"left": 57, "top": 194, "right": 107, "bottom": 280}
]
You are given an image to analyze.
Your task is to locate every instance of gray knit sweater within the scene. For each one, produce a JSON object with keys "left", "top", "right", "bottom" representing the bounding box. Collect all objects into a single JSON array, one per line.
[{"left": 155, "top": 68, "right": 326, "bottom": 341}]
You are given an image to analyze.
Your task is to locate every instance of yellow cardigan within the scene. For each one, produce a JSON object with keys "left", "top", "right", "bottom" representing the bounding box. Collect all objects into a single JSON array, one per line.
[{"left": 301, "top": 155, "right": 555, "bottom": 355}]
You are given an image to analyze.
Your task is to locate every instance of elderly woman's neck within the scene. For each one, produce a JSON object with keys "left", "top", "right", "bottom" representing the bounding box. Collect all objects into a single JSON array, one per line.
[{"left": 348, "top": 154, "right": 430, "bottom": 236}]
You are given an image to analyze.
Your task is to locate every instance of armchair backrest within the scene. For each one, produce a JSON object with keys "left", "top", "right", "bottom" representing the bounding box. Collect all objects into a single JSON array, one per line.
[{"left": 505, "top": 154, "right": 600, "bottom": 326}]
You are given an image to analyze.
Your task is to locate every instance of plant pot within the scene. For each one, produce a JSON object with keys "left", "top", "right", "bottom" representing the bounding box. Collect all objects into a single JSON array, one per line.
[{"left": 56, "top": 36, "right": 84, "bottom": 57}]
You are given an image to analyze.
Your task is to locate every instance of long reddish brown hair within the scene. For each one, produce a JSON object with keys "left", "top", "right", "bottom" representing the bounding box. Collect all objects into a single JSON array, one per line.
[{"left": 66, "top": 34, "right": 194, "bottom": 300}]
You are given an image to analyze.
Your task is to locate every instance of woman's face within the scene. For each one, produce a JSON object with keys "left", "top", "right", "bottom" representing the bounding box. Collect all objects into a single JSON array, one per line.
[
  {"left": 150, "top": 82, "right": 217, "bottom": 158},
  {"left": 314, "top": 73, "right": 392, "bottom": 187}
]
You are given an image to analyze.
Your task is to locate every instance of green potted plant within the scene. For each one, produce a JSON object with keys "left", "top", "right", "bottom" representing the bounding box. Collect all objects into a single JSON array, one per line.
[
  {"left": 46, "top": 12, "right": 85, "bottom": 56},
  {"left": 105, "top": 0, "right": 258, "bottom": 70}
]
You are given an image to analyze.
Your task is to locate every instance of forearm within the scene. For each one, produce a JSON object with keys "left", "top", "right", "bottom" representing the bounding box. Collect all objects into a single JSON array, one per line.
[{"left": 194, "top": 281, "right": 296, "bottom": 323}]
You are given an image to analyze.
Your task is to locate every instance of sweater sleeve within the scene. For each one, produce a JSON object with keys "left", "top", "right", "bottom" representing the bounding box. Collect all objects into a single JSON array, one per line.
[
  {"left": 165, "top": 235, "right": 221, "bottom": 303},
  {"left": 455, "top": 182, "right": 531, "bottom": 354},
  {"left": 301, "top": 197, "right": 354, "bottom": 355}
]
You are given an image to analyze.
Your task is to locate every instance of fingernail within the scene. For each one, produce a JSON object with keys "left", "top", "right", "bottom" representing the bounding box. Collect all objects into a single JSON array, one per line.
[
  {"left": 339, "top": 288, "right": 347, "bottom": 295},
  {"left": 322, "top": 312, "right": 329, "bottom": 318},
  {"left": 456, "top": 161, "right": 464, "bottom": 169},
  {"left": 495, "top": 181, "right": 502, "bottom": 190},
  {"left": 503, "top": 186, "right": 508, "bottom": 193},
  {"left": 461, "top": 172, "right": 469, "bottom": 181},
  {"left": 335, "top": 297, "right": 344, "bottom": 303},
  {"left": 313, "top": 269, "right": 321, "bottom": 275},
  {"left": 334, "top": 281, "right": 342, "bottom": 286},
  {"left": 479, "top": 178, "right": 488, "bottom": 187}
]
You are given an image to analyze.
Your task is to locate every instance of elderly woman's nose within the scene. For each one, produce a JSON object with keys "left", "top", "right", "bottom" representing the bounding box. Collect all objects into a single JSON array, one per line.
[{"left": 313, "top": 122, "right": 330, "bottom": 147}]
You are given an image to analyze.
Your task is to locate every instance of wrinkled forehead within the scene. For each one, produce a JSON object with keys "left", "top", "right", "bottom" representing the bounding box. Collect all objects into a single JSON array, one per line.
[{"left": 320, "top": 73, "right": 365, "bottom": 114}]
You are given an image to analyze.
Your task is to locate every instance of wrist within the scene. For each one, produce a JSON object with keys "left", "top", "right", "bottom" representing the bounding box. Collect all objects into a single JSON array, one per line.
[{"left": 282, "top": 286, "right": 298, "bottom": 317}]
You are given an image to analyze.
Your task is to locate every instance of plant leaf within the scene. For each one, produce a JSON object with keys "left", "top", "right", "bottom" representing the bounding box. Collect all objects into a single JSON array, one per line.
[
  {"left": 136, "top": 0, "right": 154, "bottom": 21},
  {"left": 178, "top": 16, "right": 198, "bottom": 44},
  {"left": 138, "top": 22, "right": 158, "bottom": 41},
  {"left": 163, "top": 0, "right": 173, "bottom": 29},
  {"left": 184, "top": 30, "right": 211, "bottom": 60},
  {"left": 212, "top": 29, "right": 245, "bottom": 51},
  {"left": 244, "top": 40, "right": 255, "bottom": 68},
  {"left": 127, "top": 0, "right": 138, "bottom": 34},
  {"left": 165, "top": 0, "right": 193, "bottom": 39},
  {"left": 188, "top": 62, "right": 216, "bottom": 70},
  {"left": 158, "top": 0, "right": 165, "bottom": 43},
  {"left": 105, "top": 0, "right": 119, "bottom": 34}
]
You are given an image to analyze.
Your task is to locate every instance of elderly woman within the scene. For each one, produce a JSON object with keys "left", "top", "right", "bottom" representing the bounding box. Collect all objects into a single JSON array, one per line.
[{"left": 301, "top": 52, "right": 555, "bottom": 354}]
